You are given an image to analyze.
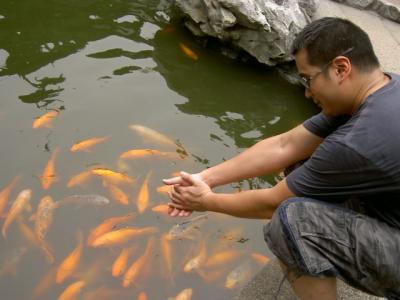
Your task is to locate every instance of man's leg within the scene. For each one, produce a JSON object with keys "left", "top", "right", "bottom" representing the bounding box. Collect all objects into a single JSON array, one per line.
[
  {"left": 264, "top": 197, "right": 400, "bottom": 299},
  {"left": 279, "top": 260, "right": 337, "bottom": 300}
]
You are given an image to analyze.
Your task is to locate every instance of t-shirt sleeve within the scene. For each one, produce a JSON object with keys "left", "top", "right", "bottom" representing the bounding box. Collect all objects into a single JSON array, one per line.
[
  {"left": 286, "top": 139, "right": 392, "bottom": 203},
  {"left": 303, "top": 112, "right": 350, "bottom": 138}
]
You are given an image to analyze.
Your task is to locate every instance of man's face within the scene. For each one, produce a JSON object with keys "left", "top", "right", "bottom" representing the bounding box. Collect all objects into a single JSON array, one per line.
[{"left": 295, "top": 49, "right": 345, "bottom": 116}]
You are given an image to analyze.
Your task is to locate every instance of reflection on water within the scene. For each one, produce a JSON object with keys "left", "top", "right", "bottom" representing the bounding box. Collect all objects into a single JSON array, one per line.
[{"left": 0, "top": 0, "right": 317, "bottom": 299}]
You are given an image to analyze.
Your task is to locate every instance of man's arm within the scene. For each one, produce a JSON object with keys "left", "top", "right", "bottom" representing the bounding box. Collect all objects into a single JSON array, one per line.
[
  {"left": 200, "top": 124, "right": 323, "bottom": 188},
  {"left": 169, "top": 172, "right": 295, "bottom": 219}
]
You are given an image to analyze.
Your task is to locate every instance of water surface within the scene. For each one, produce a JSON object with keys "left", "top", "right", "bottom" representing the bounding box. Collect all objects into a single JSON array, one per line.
[{"left": 0, "top": 1, "right": 317, "bottom": 299}]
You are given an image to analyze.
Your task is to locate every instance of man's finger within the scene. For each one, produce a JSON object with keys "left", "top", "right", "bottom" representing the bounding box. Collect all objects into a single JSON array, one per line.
[
  {"left": 180, "top": 171, "right": 195, "bottom": 185},
  {"left": 163, "top": 176, "right": 183, "bottom": 185}
]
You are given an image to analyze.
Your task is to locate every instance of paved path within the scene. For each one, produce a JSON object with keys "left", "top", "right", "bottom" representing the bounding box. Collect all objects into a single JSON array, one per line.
[{"left": 236, "top": 0, "right": 400, "bottom": 299}]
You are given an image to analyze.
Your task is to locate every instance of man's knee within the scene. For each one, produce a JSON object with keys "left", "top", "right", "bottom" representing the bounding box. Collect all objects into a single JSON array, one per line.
[{"left": 264, "top": 197, "right": 307, "bottom": 269}]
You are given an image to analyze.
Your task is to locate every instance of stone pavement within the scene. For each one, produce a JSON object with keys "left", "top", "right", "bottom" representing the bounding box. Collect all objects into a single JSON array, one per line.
[{"left": 235, "top": 0, "right": 400, "bottom": 299}]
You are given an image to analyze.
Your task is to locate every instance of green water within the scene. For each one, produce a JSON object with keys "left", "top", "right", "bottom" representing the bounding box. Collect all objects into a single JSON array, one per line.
[{"left": 0, "top": 1, "right": 317, "bottom": 299}]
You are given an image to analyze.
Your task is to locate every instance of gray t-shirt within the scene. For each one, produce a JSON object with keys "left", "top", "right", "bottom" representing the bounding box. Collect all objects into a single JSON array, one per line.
[{"left": 286, "top": 73, "right": 400, "bottom": 229}]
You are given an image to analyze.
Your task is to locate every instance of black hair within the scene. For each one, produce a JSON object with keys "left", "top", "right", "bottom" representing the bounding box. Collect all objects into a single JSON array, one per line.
[{"left": 291, "top": 17, "right": 380, "bottom": 72}]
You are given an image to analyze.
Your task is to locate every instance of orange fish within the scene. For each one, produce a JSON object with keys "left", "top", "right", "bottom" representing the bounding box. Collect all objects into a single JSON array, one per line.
[
  {"left": 32, "top": 110, "right": 59, "bottom": 129},
  {"left": 156, "top": 185, "right": 170, "bottom": 194},
  {"left": 67, "top": 170, "right": 93, "bottom": 188},
  {"left": 32, "top": 267, "right": 56, "bottom": 299},
  {"left": 17, "top": 216, "right": 40, "bottom": 247},
  {"left": 137, "top": 292, "right": 148, "bottom": 300},
  {"left": 82, "top": 286, "right": 124, "bottom": 300},
  {"left": 0, "top": 175, "right": 20, "bottom": 217},
  {"left": 91, "top": 227, "right": 158, "bottom": 248},
  {"left": 168, "top": 288, "right": 193, "bottom": 300},
  {"left": 136, "top": 171, "right": 152, "bottom": 214},
  {"left": 41, "top": 147, "right": 60, "bottom": 190},
  {"left": 205, "top": 250, "right": 242, "bottom": 268},
  {"left": 0, "top": 246, "right": 28, "bottom": 277},
  {"left": 122, "top": 237, "right": 155, "bottom": 288},
  {"left": 56, "top": 231, "right": 84, "bottom": 283},
  {"left": 120, "top": 149, "right": 178, "bottom": 159},
  {"left": 151, "top": 204, "right": 169, "bottom": 215},
  {"left": 58, "top": 280, "right": 86, "bottom": 300},
  {"left": 183, "top": 240, "right": 207, "bottom": 273},
  {"left": 86, "top": 213, "right": 135, "bottom": 246},
  {"left": 35, "top": 196, "right": 55, "bottom": 263},
  {"left": 70, "top": 135, "right": 111, "bottom": 152},
  {"left": 251, "top": 252, "right": 270, "bottom": 265},
  {"left": 112, "top": 246, "right": 136, "bottom": 278},
  {"left": 91, "top": 168, "right": 135, "bottom": 186},
  {"left": 105, "top": 183, "right": 129, "bottom": 205},
  {"left": 179, "top": 42, "right": 198, "bottom": 61},
  {"left": 224, "top": 261, "right": 252, "bottom": 289},
  {"left": 2, "top": 189, "right": 32, "bottom": 238},
  {"left": 160, "top": 234, "right": 174, "bottom": 284}
]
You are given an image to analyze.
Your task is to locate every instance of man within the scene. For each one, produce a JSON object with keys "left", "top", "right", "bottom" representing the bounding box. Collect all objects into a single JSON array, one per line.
[{"left": 163, "top": 17, "right": 400, "bottom": 299}]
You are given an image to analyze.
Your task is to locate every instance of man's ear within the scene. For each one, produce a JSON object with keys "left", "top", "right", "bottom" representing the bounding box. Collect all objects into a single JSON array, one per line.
[{"left": 333, "top": 56, "right": 351, "bottom": 81}]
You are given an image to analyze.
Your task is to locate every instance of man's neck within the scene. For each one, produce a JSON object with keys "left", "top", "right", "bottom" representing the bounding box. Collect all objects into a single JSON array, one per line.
[{"left": 350, "top": 69, "right": 389, "bottom": 114}]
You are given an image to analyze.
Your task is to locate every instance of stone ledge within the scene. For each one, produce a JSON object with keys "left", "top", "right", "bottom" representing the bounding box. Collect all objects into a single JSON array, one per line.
[{"left": 235, "top": 257, "right": 385, "bottom": 300}]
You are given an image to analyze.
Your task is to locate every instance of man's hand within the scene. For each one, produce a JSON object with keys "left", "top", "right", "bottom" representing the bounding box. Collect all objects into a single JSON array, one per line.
[{"left": 163, "top": 172, "right": 211, "bottom": 216}]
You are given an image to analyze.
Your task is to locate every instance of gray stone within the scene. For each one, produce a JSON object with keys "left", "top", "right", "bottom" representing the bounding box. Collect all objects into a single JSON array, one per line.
[
  {"left": 330, "top": 0, "right": 400, "bottom": 23},
  {"left": 235, "top": 257, "right": 386, "bottom": 300},
  {"left": 172, "top": 0, "right": 318, "bottom": 66}
]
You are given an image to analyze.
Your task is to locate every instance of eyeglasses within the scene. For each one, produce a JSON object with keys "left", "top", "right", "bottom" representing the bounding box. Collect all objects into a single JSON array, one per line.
[{"left": 298, "top": 47, "right": 355, "bottom": 89}]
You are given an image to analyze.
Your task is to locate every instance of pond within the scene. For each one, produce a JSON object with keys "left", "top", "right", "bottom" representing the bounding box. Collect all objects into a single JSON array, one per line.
[{"left": 0, "top": 0, "right": 317, "bottom": 299}]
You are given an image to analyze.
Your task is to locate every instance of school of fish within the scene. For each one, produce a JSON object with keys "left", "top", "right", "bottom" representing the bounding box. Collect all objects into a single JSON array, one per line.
[{"left": 0, "top": 117, "right": 270, "bottom": 299}]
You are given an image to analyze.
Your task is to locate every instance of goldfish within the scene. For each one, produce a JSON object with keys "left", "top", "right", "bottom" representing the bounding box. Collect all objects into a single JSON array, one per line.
[
  {"left": 160, "top": 234, "right": 174, "bottom": 284},
  {"left": 18, "top": 217, "right": 54, "bottom": 264},
  {"left": 112, "top": 246, "right": 136, "bottom": 277},
  {"left": 67, "top": 170, "right": 93, "bottom": 188},
  {"left": 54, "top": 194, "right": 110, "bottom": 208},
  {"left": 156, "top": 185, "right": 170, "bottom": 194},
  {"left": 56, "top": 231, "right": 84, "bottom": 283},
  {"left": 32, "top": 267, "right": 56, "bottom": 299},
  {"left": 105, "top": 183, "right": 129, "bottom": 205},
  {"left": 122, "top": 237, "right": 155, "bottom": 288},
  {"left": 166, "top": 213, "right": 209, "bottom": 240},
  {"left": 0, "top": 246, "right": 28, "bottom": 277},
  {"left": 91, "top": 168, "right": 135, "bottom": 185},
  {"left": 2, "top": 189, "right": 32, "bottom": 238},
  {"left": 224, "top": 261, "right": 252, "bottom": 289},
  {"left": 32, "top": 110, "right": 58, "bottom": 129},
  {"left": 137, "top": 292, "right": 148, "bottom": 300},
  {"left": 41, "top": 147, "right": 60, "bottom": 190},
  {"left": 58, "top": 280, "right": 86, "bottom": 300},
  {"left": 136, "top": 171, "right": 152, "bottom": 214},
  {"left": 91, "top": 227, "right": 158, "bottom": 248},
  {"left": 70, "top": 135, "right": 111, "bottom": 152},
  {"left": 35, "top": 196, "right": 55, "bottom": 263},
  {"left": 0, "top": 175, "right": 20, "bottom": 217},
  {"left": 183, "top": 240, "right": 207, "bottom": 273},
  {"left": 17, "top": 216, "right": 40, "bottom": 247},
  {"left": 151, "top": 203, "right": 169, "bottom": 215},
  {"left": 205, "top": 250, "right": 242, "bottom": 268},
  {"left": 129, "top": 124, "right": 178, "bottom": 148},
  {"left": 120, "top": 149, "right": 178, "bottom": 159},
  {"left": 179, "top": 42, "right": 199, "bottom": 61},
  {"left": 86, "top": 213, "right": 135, "bottom": 246},
  {"left": 167, "top": 288, "right": 193, "bottom": 300},
  {"left": 82, "top": 286, "right": 124, "bottom": 300},
  {"left": 251, "top": 252, "right": 270, "bottom": 265}
]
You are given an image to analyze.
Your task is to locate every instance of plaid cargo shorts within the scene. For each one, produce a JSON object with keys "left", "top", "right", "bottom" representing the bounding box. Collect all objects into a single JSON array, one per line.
[{"left": 263, "top": 197, "right": 400, "bottom": 299}]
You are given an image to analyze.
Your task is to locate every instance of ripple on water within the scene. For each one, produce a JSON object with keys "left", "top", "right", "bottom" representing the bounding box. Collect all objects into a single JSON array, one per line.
[
  {"left": 114, "top": 15, "right": 138, "bottom": 24},
  {"left": 0, "top": 49, "right": 10, "bottom": 69}
]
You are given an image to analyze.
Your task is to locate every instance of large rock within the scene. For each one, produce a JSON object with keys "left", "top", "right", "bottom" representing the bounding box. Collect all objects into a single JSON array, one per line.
[
  {"left": 173, "top": 0, "right": 318, "bottom": 66},
  {"left": 330, "top": 0, "right": 400, "bottom": 23}
]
